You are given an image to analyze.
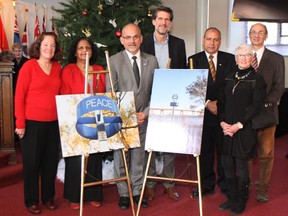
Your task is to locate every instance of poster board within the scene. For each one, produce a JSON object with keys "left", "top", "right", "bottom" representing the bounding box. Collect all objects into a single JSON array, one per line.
[
  {"left": 56, "top": 91, "right": 140, "bottom": 157},
  {"left": 145, "top": 69, "right": 208, "bottom": 155}
]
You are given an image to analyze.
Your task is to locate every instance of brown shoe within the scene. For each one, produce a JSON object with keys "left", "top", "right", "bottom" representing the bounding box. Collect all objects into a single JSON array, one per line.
[
  {"left": 27, "top": 205, "right": 41, "bottom": 214},
  {"left": 144, "top": 187, "right": 155, "bottom": 201},
  {"left": 164, "top": 187, "right": 180, "bottom": 200}
]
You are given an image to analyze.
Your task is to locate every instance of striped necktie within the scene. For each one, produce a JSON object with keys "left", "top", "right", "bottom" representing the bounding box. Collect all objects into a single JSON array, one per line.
[
  {"left": 209, "top": 55, "right": 216, "bottom": 81},
  {"left": 251, "top": 52, "right": 258, "bottom": 71}
]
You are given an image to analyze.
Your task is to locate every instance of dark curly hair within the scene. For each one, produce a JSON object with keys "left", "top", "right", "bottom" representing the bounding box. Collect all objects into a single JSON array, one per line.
[
  {"left": 67, "top": 37, "right": 98, "bottom": 65},
  {"left": 28, "top": 32, "right": 62, "bottom": 61}
]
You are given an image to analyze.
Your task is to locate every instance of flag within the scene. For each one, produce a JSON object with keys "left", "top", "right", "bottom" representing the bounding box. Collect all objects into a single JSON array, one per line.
[
  {"left": 0, "top": 15, "right": 9, "bottom": 51},
  {"left": 34, "top": 14, "right": 40, "bottom": 41},
  {"left": 42, "top": 14, "right": 46, "bottom": 33},
  {"left": 22, "top": 21, "right": 29, "bottom": 57},
  {"left": 14, "top": 14, "right": 21, "bottom": 43}
]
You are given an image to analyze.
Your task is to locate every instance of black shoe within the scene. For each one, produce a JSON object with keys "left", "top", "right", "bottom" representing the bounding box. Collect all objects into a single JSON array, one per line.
[
  {"left": 192, "top": 188, "right": 215, "bottom": 198},
  {"left": 118, "top": 197, "right": 129, "bottom": 210},
  {"left": 133, "top": 195, "right": 148, "bottom": 208}
]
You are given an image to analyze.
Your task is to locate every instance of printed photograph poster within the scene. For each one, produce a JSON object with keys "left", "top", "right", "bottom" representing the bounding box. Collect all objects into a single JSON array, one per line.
[
  {"left": 145, "top": 69, "right": 208, "bottom": 155},
  {"left": 56, "top": 92, "right": 140, "bottom": 157}
]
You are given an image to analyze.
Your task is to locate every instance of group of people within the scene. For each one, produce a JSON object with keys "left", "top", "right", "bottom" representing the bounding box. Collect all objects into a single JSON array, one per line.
[
  {"left": 11, "top": 5, "right": 284, "bottom": 216},
  {"left": 188, "top": 23, "right": 284, "bottom": 215}
]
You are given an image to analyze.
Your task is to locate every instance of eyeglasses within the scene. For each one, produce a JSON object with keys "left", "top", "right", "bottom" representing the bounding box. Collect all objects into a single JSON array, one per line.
[
  {"left": 249, "top": 31, "right": 267, "bottom": 36},
  {"left": 122, "top": 35, "right": 141, "bottom": 40},
  {"left": 236, "top": 54, "right": 252, "bottom": 58}
]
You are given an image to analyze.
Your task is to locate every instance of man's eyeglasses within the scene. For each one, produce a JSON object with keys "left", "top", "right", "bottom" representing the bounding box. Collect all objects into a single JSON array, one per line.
[
  {"left": 249, "top": 31, "right": 266, "bottom": 36},
  {"left": 122, "top": 35, "right": 141, "bottom": 40}
]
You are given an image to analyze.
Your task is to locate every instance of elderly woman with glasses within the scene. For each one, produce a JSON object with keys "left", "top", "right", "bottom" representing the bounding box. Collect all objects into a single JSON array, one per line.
[{"left": 217, "top": 43, "right": 266, "bottom": 215}]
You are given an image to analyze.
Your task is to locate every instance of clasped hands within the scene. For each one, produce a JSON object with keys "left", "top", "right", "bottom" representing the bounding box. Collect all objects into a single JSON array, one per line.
[{"left": 220, "top": 122, "right": 240, "bottom": 137}]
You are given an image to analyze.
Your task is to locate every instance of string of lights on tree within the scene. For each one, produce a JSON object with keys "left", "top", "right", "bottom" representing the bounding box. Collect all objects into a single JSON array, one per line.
[{"left": 53, "top": 0, "right": 161, "bottom": 66}]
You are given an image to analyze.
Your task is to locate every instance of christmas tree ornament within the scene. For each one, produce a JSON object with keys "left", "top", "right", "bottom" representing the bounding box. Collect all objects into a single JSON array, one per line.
[
  {"left": 134, "top": 19, "right": 141, "bottom": 25},
  {"left": 105, "top": 0, "right": 115, "bottom": 6},
  {"left": 95, "top": 42, "right": 108, "bottom": 48},
  {"left": 147, "top": 10, "right": 153, "bottom": 17},
  {"left": 82, "top": 9, "right": 88, "bottom": 15},
  {"left": 115, "top": 30, "right": 122, "bottom": 38},
  {"left": 109, "top": 19, "right": 117, "bottom": 28},
  {"left": 82, "top": 28, "right": 92, "bottom": 37},
  {"left": 98, "top": 1, "right": 103, "bottom": 15}
]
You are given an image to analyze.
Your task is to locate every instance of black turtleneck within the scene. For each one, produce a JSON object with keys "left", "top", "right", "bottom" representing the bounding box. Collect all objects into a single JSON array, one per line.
[{"left": 235, "top": 66, "right": 253, "bottom": 81}]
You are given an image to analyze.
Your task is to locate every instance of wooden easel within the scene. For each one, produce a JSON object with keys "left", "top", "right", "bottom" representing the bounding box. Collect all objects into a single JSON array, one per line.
[
  {"left": 136, "top": 58, "right": 203, "bottom": 216},
  {"left": 78, "top": 51, "right": 136, "bottom": 216},
  {"left": 136, "top": 151, "right": 203, "bottom": 216}
]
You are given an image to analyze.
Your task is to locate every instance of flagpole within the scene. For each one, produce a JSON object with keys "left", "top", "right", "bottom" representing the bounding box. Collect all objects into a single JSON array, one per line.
[
  {"left": 42, "top": 4, "right": 46, "bottom": 32},
  {"left": 84, "top": 52, "right": 89, "bottom": 94}
]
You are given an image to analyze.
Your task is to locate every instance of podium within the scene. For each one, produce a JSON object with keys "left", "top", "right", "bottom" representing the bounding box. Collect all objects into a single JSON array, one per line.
[{"left": 0, "top": 62, "right": 16, "bottom": 164}]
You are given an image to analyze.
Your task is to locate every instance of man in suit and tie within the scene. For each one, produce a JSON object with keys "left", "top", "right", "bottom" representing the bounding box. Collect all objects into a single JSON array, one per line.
[
  {"left": 188, "top": 27, "right": 237, "bottom": 198},
  {"left": 248, "top": 23, "right": 285, "bottom": 202},
  {"left": 107, "top": 23, "right": 158, "bottom": 210},
  {"left": 140, "top": 6, "right": 186, "bottom": 201}
]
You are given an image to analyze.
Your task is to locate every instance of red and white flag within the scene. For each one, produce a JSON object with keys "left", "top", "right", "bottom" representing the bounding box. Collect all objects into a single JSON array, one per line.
[
  {"left": 42, "top": 14, "right": 46, "bottom": 33},
  {"left": 34, "top": 14, "right": 40, "bottom": 41}
]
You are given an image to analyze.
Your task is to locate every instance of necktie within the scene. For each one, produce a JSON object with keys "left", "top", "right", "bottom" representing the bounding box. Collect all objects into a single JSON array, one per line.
[
  {"left": 132, "top": 56, "right": 140, "bottom": 87},
  {"left": 209, "top": 55, "right": 216, "bottom": 81},
  {"left": 251, "top": 52, "right": 258, "bottom": 71}
]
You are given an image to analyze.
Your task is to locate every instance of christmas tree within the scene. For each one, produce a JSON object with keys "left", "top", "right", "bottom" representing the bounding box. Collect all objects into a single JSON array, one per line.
[{"left": 53, "top": 0, "right": 162, "bottom": 66}]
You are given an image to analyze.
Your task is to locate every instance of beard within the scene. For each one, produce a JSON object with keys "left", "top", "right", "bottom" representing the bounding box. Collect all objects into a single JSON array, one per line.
[{"left": 156, "top": 26, "right": 169, "bottom": 35}]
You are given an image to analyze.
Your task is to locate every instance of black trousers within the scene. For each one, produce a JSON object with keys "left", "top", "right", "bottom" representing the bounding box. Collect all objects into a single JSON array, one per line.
[
  {"left": 64, "top": 153, "right": 103, "bottom": 203},
  {"left": 221, "top": 154, "right": 249, "bottom": 181},
  {"left": 199, "top": 124, "right": 226, "bottom": 191},
  {"left": 21, "top": 120, "right": 60, "bottom": 208}
]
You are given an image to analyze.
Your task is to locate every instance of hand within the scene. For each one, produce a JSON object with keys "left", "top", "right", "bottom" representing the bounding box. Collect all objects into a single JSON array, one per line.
[
  {"left": 15, "top": 128, "right": 25, "bottom": 139},
  {"left": 221, "top": 122, "right": 240, "bottom": 137},
  {"left": 221, "top": 121, "right": 233, "bottom": 137},
  {"left": 136, "top": 112, "right": 147, "bottom": 125},
  {"left": 206, "top": 100, "right": 217, "bottom": 115}
]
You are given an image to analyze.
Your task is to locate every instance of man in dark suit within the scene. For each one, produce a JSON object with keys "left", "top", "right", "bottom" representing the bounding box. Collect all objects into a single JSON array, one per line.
[
  {"left": 107, "top": 23, "right": 158, "bottom": 210},
  {"left": 248, "top": 23, "right": 285, "bottom": 202},
  {"left": 141, "top": 6, "right": 186, "bottom": 201},
  {"left": 188, "top": 27, "right": 237, "bottom": 198}
]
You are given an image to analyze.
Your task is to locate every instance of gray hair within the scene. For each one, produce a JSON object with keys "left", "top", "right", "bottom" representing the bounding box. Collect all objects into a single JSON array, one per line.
[{"left": 235, "top": 44, "right": 253, "bottom": 58}]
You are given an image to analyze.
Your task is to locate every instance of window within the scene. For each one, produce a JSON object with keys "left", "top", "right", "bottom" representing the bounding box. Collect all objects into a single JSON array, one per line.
[{"left": 246, "top": 22, "right": 288, "bottom": 46}]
